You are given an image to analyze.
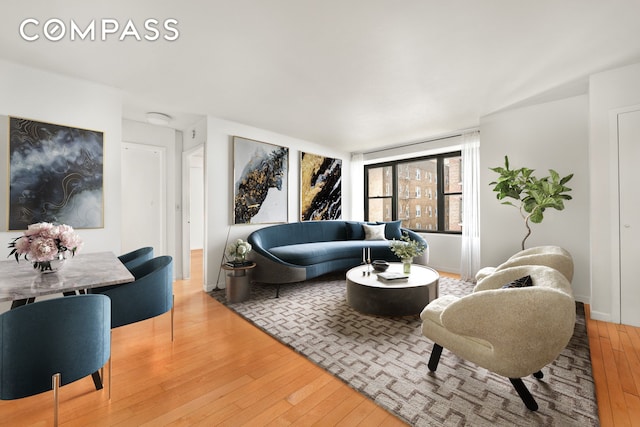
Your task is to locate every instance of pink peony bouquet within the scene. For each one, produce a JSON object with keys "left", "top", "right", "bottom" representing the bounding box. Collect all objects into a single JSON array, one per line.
[{"left": 8, "top": 222, "right": 83, "bottom": 271}]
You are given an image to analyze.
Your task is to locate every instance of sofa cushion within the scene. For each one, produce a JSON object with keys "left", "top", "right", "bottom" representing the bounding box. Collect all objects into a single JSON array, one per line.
[
  {"left": 363, "top": 223, "right": 386, "bottom": 240},
  {"left": 377, "top": 220, "right": 403, "bottom": 240},
  {"left": 269, "top": 240, "right": 392, "bottom": 265},
  {"left": 345, "top": 221, "right": 365, "bottom": 240},
  {"left": 501, "top": 275, "right": 533, "bottom": 289}
]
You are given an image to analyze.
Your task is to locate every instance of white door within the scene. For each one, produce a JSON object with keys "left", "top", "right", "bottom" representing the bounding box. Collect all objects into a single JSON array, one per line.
[
  {"left": 618, "top": 108, "right": 640, "bottom": 327},
  {"left": 121, "top": 143, "right": 166, "bottom": 255}
]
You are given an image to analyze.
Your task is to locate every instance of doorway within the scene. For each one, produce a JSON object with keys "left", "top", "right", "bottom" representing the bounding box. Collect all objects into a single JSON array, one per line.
[{"left": 182, "top": 145, "right": 205, "bottom": 280}]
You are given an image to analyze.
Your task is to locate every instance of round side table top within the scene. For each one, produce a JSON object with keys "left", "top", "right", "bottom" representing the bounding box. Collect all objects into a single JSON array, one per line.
[
  {"left": 346, "top": 263, "right": 438, "bottom": 289},
  {"left": 221, "top": 262, "right": 256, "bottom": 271}
]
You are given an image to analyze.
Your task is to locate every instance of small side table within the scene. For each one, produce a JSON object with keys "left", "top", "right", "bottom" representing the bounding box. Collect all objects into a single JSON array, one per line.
[{"left": 221, "top": 262, "right": 256, "bottom": 303}]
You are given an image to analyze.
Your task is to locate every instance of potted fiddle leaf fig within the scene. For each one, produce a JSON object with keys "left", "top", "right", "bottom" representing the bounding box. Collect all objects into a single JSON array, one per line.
[{"left": 489, "top": 156, "right": 573, "bottom": 250}]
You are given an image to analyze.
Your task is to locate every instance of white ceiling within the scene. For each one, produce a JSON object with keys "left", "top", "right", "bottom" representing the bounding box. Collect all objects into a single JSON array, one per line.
[{"left": 1, "top": 0, "right": 639, "bottom": 152}]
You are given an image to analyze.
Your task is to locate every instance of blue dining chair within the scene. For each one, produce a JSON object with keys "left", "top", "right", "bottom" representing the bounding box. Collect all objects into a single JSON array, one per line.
[
  {"left": 118, "top": 246, "right": 154, "bottom": 271},
  {"left": 0, "top": 294, "right": 111, "bottom": 426},
  {"left": 92, "top": 256, "right": 174, "bottom": 340}
]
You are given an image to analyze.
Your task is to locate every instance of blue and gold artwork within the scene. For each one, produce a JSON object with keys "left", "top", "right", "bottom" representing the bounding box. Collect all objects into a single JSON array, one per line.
[
  {"left": 300, "top": 152, "right": 342, "bottom": 221},
  {"left": 233, "top": 136, "right": 288, "bottom": 224}
]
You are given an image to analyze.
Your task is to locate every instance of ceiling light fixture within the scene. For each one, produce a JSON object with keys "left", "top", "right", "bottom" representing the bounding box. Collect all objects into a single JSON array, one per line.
[{"left": 146, "top": 112, "right": 172, "bottom": 126}]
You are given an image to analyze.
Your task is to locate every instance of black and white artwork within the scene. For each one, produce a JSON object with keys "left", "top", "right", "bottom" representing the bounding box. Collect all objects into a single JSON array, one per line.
[
  {"left": 233, "top": 136, "right": 288, "bottom": 224},
  {"left": 300, "top": 152, "right": 342, "bottom": 221},
  {"left": 8, "top": 117, "right": 104, "bottom": 230}
]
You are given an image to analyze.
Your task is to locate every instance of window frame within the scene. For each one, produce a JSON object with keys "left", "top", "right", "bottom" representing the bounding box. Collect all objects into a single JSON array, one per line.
[{"left": 364, "top": 150, "right": 462, "bottom": 234}]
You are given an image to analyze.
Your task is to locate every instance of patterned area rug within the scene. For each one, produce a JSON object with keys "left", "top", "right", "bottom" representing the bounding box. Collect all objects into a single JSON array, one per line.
[{"left": 210, "top": 274, "right": 599, "bottom": 426}]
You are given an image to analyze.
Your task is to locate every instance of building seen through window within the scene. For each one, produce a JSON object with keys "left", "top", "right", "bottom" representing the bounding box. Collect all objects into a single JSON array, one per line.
[{"left": 365, "top": 152, "right": 462, "bottom": 233}]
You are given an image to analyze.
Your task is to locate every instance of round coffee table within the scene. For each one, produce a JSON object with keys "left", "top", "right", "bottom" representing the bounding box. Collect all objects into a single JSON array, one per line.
[{"left": 346, "top": 263, "right": 439, "bottom": 316}]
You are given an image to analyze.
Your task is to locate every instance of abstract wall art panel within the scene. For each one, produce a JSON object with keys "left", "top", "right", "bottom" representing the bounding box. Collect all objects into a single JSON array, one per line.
[
  {"left": 7, "top": 117, "right": 104, "bottom": 230},
  {"left": 300, "top": 152, "right": 342, "bottom": 221},
  {"left": 233, "top": 136, "right": 288, "bottom": 224}
]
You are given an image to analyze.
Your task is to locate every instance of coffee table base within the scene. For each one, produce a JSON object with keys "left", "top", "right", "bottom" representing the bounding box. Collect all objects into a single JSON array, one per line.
[{"left": 346, "top": 263, "right": 439, "bottom": 316}]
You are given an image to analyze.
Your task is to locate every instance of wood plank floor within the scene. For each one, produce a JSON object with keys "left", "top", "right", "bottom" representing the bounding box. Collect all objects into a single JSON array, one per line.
[{"left": 0, "top": 251, "right": 637, "bottom": 426}]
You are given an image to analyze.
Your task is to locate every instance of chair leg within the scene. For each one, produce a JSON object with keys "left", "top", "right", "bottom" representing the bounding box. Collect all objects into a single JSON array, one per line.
[
  {"left": 509, "top": 378, "right": 539, "bottom": 411},
  {"left": 52, "top": 373, "right": 61, "bottom": 427},
  {"left": 533, "top": 370, "right": 543, "bottom": 379},
  {"left": 108, "top": 356, "right": 112, "bottom": 400},
  {"left": 428, "top": 343, "right": 443, "bottom": 372}
]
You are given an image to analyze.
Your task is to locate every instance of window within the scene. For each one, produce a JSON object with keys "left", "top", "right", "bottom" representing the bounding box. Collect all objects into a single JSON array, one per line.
[
  {"left": 364, "top": 151, "right": 462, "bottom": 233},
  {"left": 365, "top": 165, "right": 393, "bottom": 222}
]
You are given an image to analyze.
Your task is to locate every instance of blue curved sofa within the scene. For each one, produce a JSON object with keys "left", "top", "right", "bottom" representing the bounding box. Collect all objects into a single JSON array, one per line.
[{"left": 247, "top": 220, "right": 429, "bottom": 284}]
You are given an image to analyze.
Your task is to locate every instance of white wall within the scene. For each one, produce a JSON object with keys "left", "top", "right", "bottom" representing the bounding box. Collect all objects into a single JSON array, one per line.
[
  {"left": 0, "top": 60, "right": 123, "bottom": 253},
  {"left": 589, "top": 62, "right": 640, "bottom": 322},
  {"left": 0, "top": 60, "right": 123, "bottom": 313},
  {"left": 479, "top": 95, "right": 590, "bottom": 302},
  {"left": 200, "top": 116, "right": 352, "bottom": 291}
]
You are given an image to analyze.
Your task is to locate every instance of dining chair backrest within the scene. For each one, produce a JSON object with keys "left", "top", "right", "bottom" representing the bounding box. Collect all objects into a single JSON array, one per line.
[
  {"left": 0, "top": 294, "right": 111, "bottom": 399},
  {"left": 94, "top": 255, "right": 173, "bottom": 329},
  {"left": 118, "top": 247, "right": 154, "bottom": 271}
]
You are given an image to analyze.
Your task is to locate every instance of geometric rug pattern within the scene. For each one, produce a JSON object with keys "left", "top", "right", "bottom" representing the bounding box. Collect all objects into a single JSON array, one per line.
[{"left": 211, "top": 274, "right": 599, "bottom": 426}]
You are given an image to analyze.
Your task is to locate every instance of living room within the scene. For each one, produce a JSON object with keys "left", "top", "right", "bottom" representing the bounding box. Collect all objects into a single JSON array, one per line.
[{"left": 0, "top": 1, "right": 639, "bottom": 425}]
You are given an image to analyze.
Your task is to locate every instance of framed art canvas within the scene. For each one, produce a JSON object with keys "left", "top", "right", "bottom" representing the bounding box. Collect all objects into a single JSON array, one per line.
[
  {"left": 300, "top": 152, "right": 342, "bottom": 221},
  {"left": 233, "top": 136, "right": 288, "bottom": 224},
  {"left": 7, "top": 116, "right": 104, "bottom": 230}
]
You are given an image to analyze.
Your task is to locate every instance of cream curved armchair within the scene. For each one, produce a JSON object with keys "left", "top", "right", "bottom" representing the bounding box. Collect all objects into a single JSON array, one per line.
[
  {"left": 475, "top": 245, "right": 574, "bottom": 282},
  {"left": 421, "top": 265, "right": 576, "bottom": 411}
]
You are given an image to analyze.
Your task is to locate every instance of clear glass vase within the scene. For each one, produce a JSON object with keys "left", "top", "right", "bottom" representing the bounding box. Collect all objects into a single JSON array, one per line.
[
  {"left": 402, "top": 258, "right": 413, "bottom": 274},
  {"left": 34, "top": 252, "right": 67, "bottom": 274}
]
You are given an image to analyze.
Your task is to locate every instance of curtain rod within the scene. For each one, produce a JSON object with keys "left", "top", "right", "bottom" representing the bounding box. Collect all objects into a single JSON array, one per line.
[{"left": 362, "top": 128, "right": 479, "bottom": 156}]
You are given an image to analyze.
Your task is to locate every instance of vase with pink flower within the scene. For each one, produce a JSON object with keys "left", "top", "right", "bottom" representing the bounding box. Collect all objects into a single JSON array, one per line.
[{"left": 8, "top": 222, "right": 83, "bottom": 273}]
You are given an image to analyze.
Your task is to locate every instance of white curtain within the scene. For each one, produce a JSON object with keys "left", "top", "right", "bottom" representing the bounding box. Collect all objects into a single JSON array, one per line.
[
  {"left": 350, "top": 152, "right": 365, "bottom": 220},
  {"left": 460, "top": 131, "right": 481, "bottom": 282}
]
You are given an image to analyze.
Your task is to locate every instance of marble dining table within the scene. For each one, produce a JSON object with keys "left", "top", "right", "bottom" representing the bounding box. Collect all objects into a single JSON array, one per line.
[
  {"left": 0, "top": 251, "right": 134, "bottom": 390},
  {"left": 0, "top": 251, "right": 134, "bottom": 308}
]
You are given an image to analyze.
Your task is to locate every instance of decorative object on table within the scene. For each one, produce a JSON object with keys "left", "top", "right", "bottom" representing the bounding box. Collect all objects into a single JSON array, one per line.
[
  {"left": 232, "top": 136, "right": 288, "bottom": 224},
  {"left": 226, "top": 238, "right": 253, "bottom": 266},
  {"left": 7, "top": 116, "right": 104, "bottom": 230},
  {"left": 489, "top": 155, "right": 573, "bottom": 250},
  {"left": 300, "top": 151, "right": 342, "bottom": 221},
  {"left": 361, "top": 247, "right": 372, "bottom": 276},
  {"left": 372, "top": 260, "right": 389, "bottom": 272},
  {"left": 376, "top": 271, "right": 409, "bottom": 282},
  {"left": 389, "top": 233, "right": 427, "bottom": 274},
  {"left": 8, "top": 222, "right": 82, "bottom": 273}
]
